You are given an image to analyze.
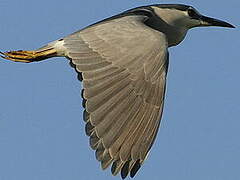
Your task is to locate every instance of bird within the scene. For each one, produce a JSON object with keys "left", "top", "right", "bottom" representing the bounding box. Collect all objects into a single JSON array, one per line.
[{"left": 0, "top": 3, "right": 235, "bottom": 179}]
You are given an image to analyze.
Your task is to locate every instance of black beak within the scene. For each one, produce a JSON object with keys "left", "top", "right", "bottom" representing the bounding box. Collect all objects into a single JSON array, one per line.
[{"left": 200, "top": 16, "right": 235, "bottom": 28}]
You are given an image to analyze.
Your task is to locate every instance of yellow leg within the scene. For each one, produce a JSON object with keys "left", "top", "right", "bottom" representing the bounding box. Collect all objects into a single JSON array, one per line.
[{"left": 0, "top": 48, "right": 57, "bottom": 63}]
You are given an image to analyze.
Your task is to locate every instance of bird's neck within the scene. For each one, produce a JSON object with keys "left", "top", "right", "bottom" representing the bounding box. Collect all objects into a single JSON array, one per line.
[
  {"left": 166, "top": 27, "right": 188, "bottom": 47},
  {"left": 145, "top": 17, "right": 188, "bottom": 47}
]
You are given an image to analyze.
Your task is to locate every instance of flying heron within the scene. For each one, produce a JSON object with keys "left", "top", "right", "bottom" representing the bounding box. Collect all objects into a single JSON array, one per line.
[{"left": 0, "top": 4, "right": 235, "bottom": 179}]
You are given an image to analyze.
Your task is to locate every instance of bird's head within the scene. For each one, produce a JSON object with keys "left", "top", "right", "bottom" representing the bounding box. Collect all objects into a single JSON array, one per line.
[{"left": 152, "top": 4, "right": 235, "bottom": 29}]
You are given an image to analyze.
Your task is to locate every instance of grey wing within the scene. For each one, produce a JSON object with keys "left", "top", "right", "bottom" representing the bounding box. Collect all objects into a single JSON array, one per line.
[{"left": 63, "top": 15, "right": 169, "bottom": 178}]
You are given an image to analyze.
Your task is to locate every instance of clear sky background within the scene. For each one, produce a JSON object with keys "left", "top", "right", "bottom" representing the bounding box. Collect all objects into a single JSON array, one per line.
[{"left": 0, "top": 0, "right": 239, "bottom": 180}]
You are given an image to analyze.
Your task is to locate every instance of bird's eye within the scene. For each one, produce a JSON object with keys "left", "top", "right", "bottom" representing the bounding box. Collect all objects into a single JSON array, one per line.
[{"left": 187, "top": 8, "right": 198, "bottom": 18}]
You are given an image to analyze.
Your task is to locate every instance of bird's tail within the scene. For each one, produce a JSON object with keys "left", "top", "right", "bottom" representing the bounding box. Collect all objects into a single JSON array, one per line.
[{"left": 0, "top": 47, "right": 57, "bottom": 63}]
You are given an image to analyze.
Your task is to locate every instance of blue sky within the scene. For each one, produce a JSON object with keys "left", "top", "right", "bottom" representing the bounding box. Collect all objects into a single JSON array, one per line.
[{"left": 0, "top": 0, "right": 239, "bottom": 180}]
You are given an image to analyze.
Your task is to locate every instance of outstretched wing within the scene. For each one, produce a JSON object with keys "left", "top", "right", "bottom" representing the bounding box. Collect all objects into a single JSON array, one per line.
[{"left": 63, "top": 14, "right": 169, "bottom": 178}]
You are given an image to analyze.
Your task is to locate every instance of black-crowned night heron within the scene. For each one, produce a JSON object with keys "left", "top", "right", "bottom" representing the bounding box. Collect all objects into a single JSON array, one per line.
[{"left": 0, "top": 4, "right": 235, "bottom": 179}]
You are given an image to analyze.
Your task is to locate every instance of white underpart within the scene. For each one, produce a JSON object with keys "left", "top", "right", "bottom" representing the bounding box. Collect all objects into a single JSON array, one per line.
[{"left": 49, "top": 40, "right": 66, "bottom": 56}]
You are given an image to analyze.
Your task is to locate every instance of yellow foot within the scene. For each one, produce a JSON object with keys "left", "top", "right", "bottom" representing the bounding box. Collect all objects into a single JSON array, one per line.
[
  {"left": 0, "top": 48, "right": 57, "bottom": 63},
  {"left": 0, "top": 50, "right": 38, "bottom": 63}
]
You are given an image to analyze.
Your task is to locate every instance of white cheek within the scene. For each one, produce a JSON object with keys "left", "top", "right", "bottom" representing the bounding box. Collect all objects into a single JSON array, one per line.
[
  {"left": 152, "top": 7, "right": 193, "bottom": 28},
  {"left": 188, "top": 19, "right": 201, "bottom": 28}
]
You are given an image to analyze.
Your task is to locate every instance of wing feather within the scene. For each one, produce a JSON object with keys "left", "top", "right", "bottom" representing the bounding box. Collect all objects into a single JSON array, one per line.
[
  {"left": 119, "top": 104, "right": 153, "bottom": 162},
  {"left": 62, "top": 15, "right": 169, "bottom": 178},
  {"left": 101, "top": 91, "right": 138, "bottom": 149}
]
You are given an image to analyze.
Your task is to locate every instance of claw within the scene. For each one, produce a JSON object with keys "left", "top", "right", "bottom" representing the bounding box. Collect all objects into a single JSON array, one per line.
[
  {"left": 0, "top": 55, "right": 31, "bottom": 63},
  {"left": 0, "top": 51, "right": 35, "bottom": 63},
  {"left": 0, "top": 48, "right": 57, "bottom": 63}
]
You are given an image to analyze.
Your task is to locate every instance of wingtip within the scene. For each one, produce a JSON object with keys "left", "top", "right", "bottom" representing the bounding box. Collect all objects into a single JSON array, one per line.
[
  {"left": 121, "top": 161, "right": 130, "bottom": 179},
  {"left": 130, "top": 160, "right": 141, "bottom": 178}
]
